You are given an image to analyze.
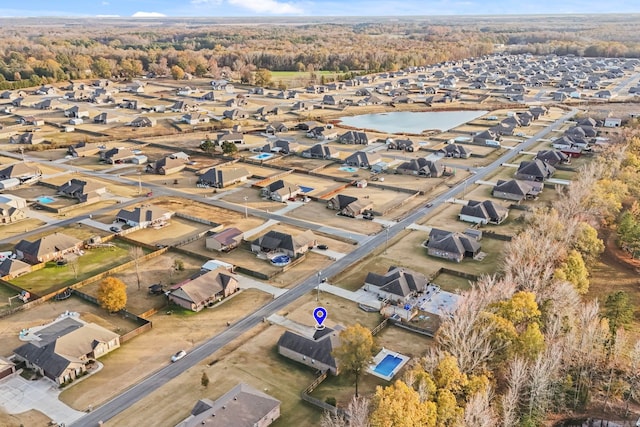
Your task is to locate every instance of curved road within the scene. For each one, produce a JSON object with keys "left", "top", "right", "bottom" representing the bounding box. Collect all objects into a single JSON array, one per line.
[{"left": 68, "top": 108, "right": 577, "bottom": 426}]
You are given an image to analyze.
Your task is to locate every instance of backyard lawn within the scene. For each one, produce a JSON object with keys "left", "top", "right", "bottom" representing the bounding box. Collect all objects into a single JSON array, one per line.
[{"left": 10, "top": 241, "right": 144, "bottom": 295}]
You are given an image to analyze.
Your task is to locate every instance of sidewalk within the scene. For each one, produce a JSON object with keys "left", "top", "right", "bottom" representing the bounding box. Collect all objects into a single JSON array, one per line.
[
  {"left": 319, "top": 283, "right": 382, "bottom": 309},
  {"left": 235, "top": 275, "right": 287, "bottom": 298},
  {"left": 243, "top": 219, "right": 279, "bottom": 240}
]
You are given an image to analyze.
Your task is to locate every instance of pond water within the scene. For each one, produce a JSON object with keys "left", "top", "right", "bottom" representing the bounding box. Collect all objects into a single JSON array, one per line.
[{"left": 338, "top": 110, "right": 488, "bottom": 133}]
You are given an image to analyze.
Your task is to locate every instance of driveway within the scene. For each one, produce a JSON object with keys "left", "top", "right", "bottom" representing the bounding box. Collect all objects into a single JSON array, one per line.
[{"left": 0, "top": 375, "right": 85, "bottom": 425}]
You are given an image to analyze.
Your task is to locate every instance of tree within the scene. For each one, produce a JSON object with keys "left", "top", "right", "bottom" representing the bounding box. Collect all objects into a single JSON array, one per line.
[
  {"left": 554, "top": 250, "right": 589, "bottom": 294},
  {"left": 129, "top": 246, "right": 144, "bottom": 291},
  {"left": 573, "top": 222, "right": 604, "bottom": 262},
  {"left": 221, "top": 141, "right": 238, "bottom": 156},
  {"left": 254, "top": 68, "right": 272, "bottom": 87},
  {"left": 200, "top": 135, "right": 216, "bottom": 155},
  {"left": 201, "top": 372, "right": 210, "bottom": 388},
  {"left": 92, "top": 57, "right": 113, "bottom": 78},
  {"left": 321, "top": 396, "right": 370, "bottom": 427},
  {"left": 332, "top": 324, "right": 375, "bottom": 397},
  {"left": 603, "top": 291, "right": 634, "bottom": 335},
  {"left": 370, "top": 380, "right": 436, "bottom": 427},
  {"left": 98, "top": 277, "right": 127, "bottom": 313},
  {"left": 617, "top": 210, "right": 640, "bottom": 257},
  {"left": 170, "top": 64, "right": 185, "bottom": 80}
]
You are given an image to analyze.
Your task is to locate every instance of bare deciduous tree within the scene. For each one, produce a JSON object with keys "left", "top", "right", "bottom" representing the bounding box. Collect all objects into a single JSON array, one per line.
[
  {"left": 464, "top": 386, "right": 497, "bottom": 427},
  {"left": 501, "top": 357, "right": 529, "bottom": 427},
  {"left": 129, "top": 246, "right": 144, "bottom": 291}
]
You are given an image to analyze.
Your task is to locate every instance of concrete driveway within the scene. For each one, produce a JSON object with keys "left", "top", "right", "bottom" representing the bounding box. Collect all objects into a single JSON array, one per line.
[{"left": 0, "top": 375, "right": 85, "bottom": 425}]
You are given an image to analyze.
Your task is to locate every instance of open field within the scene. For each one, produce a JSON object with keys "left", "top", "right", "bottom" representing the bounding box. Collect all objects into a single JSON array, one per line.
[
  {"left": 0, "top": 218, "right": 45, "bottom": 241},
  {"left": 287, "top": 201, "right": 383, "bottom": 235},
  {"left": 59, "top": 289, "right": 273, "bottom": 413},
  {"left": 10, "top": 241, "right": 141, "bottom": 295},
  {"left": 220, "top": 186, "right": 293, "bottom": 212},
  {"left": 269, "top": 155, "right": 333, "bottom": 172},
  {"left": 152, "top": 197, "right": 266, "bottom": 230},
  {"left": 0, "top": 408, "right": 51, "bottom": 427},
  {"left": 256, "top": 170, "right": 344, "bottom": 198}
]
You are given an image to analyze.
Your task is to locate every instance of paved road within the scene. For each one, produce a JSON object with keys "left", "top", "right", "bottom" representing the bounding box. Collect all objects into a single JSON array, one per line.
[{"left": 71, "top": 108, "right": 578, "bottom": 426}]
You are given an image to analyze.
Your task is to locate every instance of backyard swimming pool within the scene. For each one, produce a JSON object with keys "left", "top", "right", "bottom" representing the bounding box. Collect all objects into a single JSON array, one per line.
[
  {"left": 37, "top": 196, "right": 55, "bottom": 204},
  {"left": 299, "top": 186, "right": 314, "bottom": 193},
  {"left": 339, "top": 166, "right": 358, "bottom": 173},
  {"left": 271, "top": 254, "right": 291, "bottom": 266},
  {"left": 368, "top": 348, "right": 410, "bottom": 381},
  {"left": 374, "top": 354, "right": 404, "bottom": 377},
  {"left": 251, "top": 152, "right": 275, "bottom": 160}
]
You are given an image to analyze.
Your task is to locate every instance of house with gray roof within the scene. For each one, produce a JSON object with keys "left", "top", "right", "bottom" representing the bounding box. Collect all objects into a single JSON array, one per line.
[
  {"left": 216, "top": 132, "right": 244, "bottom": 145},
  {"left": 492, "top": 179, "right": 542, "bottom": 202},
  {"left": 115, "top": 205, "right": 173, "bottom": 228},
  {"left": 277, "top": 326, "right": 343, "bottom": 375},
  {"left": 68, "top": 142, "right": 101, "bottom": 157},
  {"left": 300, "top": 143, "right": 336, "bottom": 159},
  {"left": 364, "top": 266, "right": 428, "bottom": 304},
  {"left": 100, "top": 147, "right": 136, "bottom": 164},
  {"left": 197, "top": 167, "right": 250, "bottom": 189},
  {"left": 326, "top": 194, "right": 373, "bottom": 218},
  {"left": 0, "top": 258, "right": 31, "bottom": 279},
  {"left": 251, "top": 230, "right": 316, "bottom": 258},
  {"left": 459, "top": 200, "right": 509, "bottom": 225},
  {"left": 439, "top": 144, "right": 471, "bottom": 158},
  {"left": 387, "top": 139, "right": 414, "bottom": 152},
  {"left": 168, "top": 267, "right": 239, "bottom": 312},
  {"left": 344, "top": 151, "right": 382, "bottom": 169},
  {"left": 0, "top": 163, "right": 41, "bottom": 182},
  {"left": 146, "top": 156, "right": 186, "bottom": 175},
  {"left": 396, "top": 158, "right": 444, "bottom": 177},
  {"left": 261, "top": 179, "right": 302, "bottom": 202},
  {"left": 175, "top": 383, "right": 280, "bottom": 427},
  {"left": 15, "top": 232, "right": 83, "bottom": 264},
  {"left": 425, "top": 228, "right": 481, "bottom": 263},
  {"left": 515, "top": 159, "right": 556, "bottom": 182},
  {"left": 9, "top": 133, "right": 44, "bottom": 145},
  {"left": 338, "top": 131, "right": 369, "bottom": 145},
  {"left": 535, "top": 150, "right": 570, "bottom": 166},
  {"left": 57, "top": 179, "right": 106, "bottom": 203},
  {"left": 13, "top": 317, "right": 120, "bottom": 385}
]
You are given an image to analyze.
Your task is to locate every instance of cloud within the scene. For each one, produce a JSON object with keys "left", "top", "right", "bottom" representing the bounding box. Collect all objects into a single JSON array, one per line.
[
  {"left": 131, "top": 11, "right": 167, "bottom": 17},
  {"left": 193, "top": 0, "right": 303, "bottom": 14},
  {"left": 101, "top": 1, "right": 110, "bottom": 5}
]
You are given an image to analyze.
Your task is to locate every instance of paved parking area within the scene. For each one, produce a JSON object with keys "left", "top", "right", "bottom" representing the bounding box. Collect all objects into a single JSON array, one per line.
[{"left": 0, "top": 375, "right": 85, "bottom": 425}]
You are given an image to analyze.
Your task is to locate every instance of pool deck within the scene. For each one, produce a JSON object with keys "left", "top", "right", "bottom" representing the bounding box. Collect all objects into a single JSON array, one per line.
[{"left": 367, "top": 347, "right": 410, "bottom": 381}]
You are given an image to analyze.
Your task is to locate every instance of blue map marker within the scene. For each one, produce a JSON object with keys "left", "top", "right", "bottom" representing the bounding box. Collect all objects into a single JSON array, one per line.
[{"left": 313, "top": 307, "right": 327, "bottom": 329}]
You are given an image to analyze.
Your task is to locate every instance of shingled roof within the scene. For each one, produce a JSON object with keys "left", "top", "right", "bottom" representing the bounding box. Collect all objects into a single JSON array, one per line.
[{"left": 277, "top": 327, "right": 341, "bottom": 370}]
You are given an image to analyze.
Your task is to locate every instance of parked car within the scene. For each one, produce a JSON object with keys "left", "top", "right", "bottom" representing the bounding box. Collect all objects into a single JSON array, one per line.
[
  {"left": 317, "top": 244, "right": 329, "bottom": 250},
  {"left": 171, "top": 350, "right": 187, "bottom": 362},
  {"left": 109, "top": 226, "right": 121, "bottom": 233}
]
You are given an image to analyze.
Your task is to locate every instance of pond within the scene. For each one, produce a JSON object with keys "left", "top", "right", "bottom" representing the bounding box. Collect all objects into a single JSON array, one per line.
[{"left": 338, "top": 110, "right": 488, "bottom": 133}]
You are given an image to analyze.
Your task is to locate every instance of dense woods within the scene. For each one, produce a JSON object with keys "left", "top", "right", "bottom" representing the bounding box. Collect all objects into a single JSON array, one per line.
[{"left": 0, "top": 14, "right": 639, "bottom": 89}]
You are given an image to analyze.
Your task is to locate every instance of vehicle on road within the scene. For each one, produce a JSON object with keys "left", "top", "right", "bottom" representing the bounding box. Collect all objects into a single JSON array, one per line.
[
  {"left": 109, "top": 226, "right": 121, "bottom": 233},
  {"left": 317, "top": 244, "right": 329, "bottom": 250},
  {"left": 171, "top": 350, "right": 187, "bottom": 362},
  {"left": 425, "top": 203, "right": 433, "bottom": 208}
]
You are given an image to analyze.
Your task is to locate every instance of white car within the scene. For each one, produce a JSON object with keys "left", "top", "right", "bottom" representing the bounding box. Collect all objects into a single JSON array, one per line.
[{"left": 171, "top": 350, "right": 187, "bottom": 362}]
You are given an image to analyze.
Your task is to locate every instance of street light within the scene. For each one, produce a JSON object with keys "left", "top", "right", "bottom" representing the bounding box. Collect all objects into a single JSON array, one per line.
[
  {"left": 244, "top": 196, "right": 249, "bottom": 218},
  {"left": 317, "top": 271, "right": 322, "bottom": 301},
  {"left": 384, "top": 225, "right": 389, "bottom": 255},
  {"left": 138, "top": 172, "right": 142, "bottom": 196}
]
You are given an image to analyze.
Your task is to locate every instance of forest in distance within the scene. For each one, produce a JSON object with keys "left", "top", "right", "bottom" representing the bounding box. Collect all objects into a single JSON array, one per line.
[{"left": 0, "top": 14, "right": 639, "bottom": 89}]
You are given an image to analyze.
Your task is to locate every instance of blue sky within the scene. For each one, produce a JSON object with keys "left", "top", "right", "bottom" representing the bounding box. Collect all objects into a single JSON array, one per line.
[{"left": 0, "top": 0, "right": 638, "bottom": 17}]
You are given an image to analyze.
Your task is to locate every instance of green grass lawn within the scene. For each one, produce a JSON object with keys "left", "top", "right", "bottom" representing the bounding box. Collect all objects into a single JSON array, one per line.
[
  {"left": 432, "top": 272, "right": 475, "bottom": 293},
  {"left": 10, "top": 242, "right": 139, "bottom": 295}
]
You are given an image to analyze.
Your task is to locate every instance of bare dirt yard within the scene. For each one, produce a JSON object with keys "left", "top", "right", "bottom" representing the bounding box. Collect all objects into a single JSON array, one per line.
[
  {"left": 288, "top": 201, "right": 383, "bottom": 235},
  {"left": 0, "top": 218, "right": 45, "bottom": 242},
  {"left": 126, "top": 217, "right": 213, "bottom": 247},
  {"left": 0, "top": 408, "right": 51, "bottom": 427},
  {"left": 59, "top": 289, "right": 273, "bottom": 413},
  {"left": 221, "top": 187, "right": 291, "bottom": 212}
]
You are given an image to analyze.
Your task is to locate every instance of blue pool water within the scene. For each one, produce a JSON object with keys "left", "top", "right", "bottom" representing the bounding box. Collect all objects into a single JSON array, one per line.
[
  {"left": 299, "top": 186, "right": 314, "bottom": 193},
  {"left": 373, "top": 355, "right": 403, "bottom": 377},
  {"left": 37, "top": 196, "right": 55, "bottom": 204},
  {"left": 271, "top": 255, "right": 291, "bottom": 266},
  {"left": 251, "top": 153, "right": 274, "bottom": 160},
  {"left": 339, "top": 166, "right": 358, "bottom": 173}
]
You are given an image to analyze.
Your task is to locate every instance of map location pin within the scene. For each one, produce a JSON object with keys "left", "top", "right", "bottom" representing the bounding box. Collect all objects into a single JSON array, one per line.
[{"left": 313, "top": 307, "right": 327, "bottom": 329}]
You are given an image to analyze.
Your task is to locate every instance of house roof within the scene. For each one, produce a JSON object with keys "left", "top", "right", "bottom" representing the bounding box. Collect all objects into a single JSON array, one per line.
[
  {"left": 210, "top": 228, "right": 243, "bottom": 246},
  {"left": 0, "top": 258, "right": 31, "bottom": 276},
  {"left": 0, "top": 163, "right": 41, "bottom": 179},
  {"left": 253, "top": 230, "right": 316, "bottom": 253},
  {"left": 15, "top": 232, "right": 82, "bottom": 261},
  {"left": 516, "top": 159, "right": 556, "bottom": 178},
  {"left": 365, "top": 266, "right": 428, "bottom": 297},
  {"left": 277, "top": 328, "right": 341, "bottom": 370},
  {"left": 176, "top": 383, "right": 280, "bottom": 427},
  {"left": 460, "top": 200, "right": 508, "bottom": 221},
  {"left": 170, "top": 267, "right": 238, "bottom": 305},
  {"left": 427, "top": 228, "right": 481, "bottom": 255},
  {"left": 198, "top": 167, "right": 250, "bottom": 186},
  {"left": 116, "top": 205, "right": 171, "bottom": 224},
  {"left": 331, "top": 194, "right": 358, "bottom": 210}
]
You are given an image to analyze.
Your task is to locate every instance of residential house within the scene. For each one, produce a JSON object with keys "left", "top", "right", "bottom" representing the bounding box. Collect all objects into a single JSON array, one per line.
[
  {"left": 473, "top": 129, "right": 500, "bottom": 145},
  {"left": 210, "top": 80, "right": 232, "bottom": 91},
  {"left": 459, "top": 200, "right": 509, "bottom": 225},
  {"left": 395, "top": 158, "right": 444, "bottom": 177},
  {"left": 439, "top": 144, "right": 471, "bottom": 158},
  {"left": 604, "top": 117, "right": 622, "bottom": 128},
  {"left": 115, "top": 205, "right": 173, "bottom": 228},
  {"left": 9, "top": 133, "right": 44, "bottom": 145},
  {"left": 277, "top": 327, "right": 342, "bottom": 375},
  {"left": 217, "top": 132, "right": 244, "bottom": 145},
  {"left": 300, "top": 144, "right": 336, "bottom": 159},
  {"left": 130, "top": 117, "right": 156, "bottom": 128},
  {"left": 0, "top": 204, "right": 27, "bottom": 225},
  {"left": 64, "top": 106, "right": 89, "bottom": 119},
  {"left": 263, "top": 139, "right": 298, "bottom": 155},
  {"left": 387, "top": 139, "right": 414, "bottom": 152},
  {"left": 68, "top": 142, "right": 101, "bottom": 158},
  {"left": 344, "top": 151, "right": 382, "bottom": 169},
  {"left": 146, "top": 156, "right": 186, "bottom": 175},
  {"left": 15, "top": 232, "right": 84, "bottom": 264},
  {"left": 100, "top": 147, "right": 136, "bottom": 164},
  {"left": 515, "top": 159, "right": 556, "bottom": 181},
  {"left": 0, "top": 258, "right": 31, "bottom": 279},
  {"left": 306, "top": 126, "right": 338, "bottom": 140},
  {"left": 492, "top": 179, "right": 543, "bottom": 202},
  {"left": 535, "top": 150, "right": 570, "bottom": 166},
  {"left": 93, "top": 112, "right": 118, "bottom": 124},
  {"left": 223, "top": 109, "right": 249, "bottom": 121},
  {"left": 322, "top": 95, "right": 342, "bottom": 105},
  {"left": 182, "top": 113, "right": 210, "bottom": 125},
  {"left": 170, "top": 101, "right": 197, "bottom": 113},
  {"left": 57, "top": 179, "right": 106, "bottom": 203},
  {"left": 326, "top": 194, "right": 373, "bottom": 217},
  {"left": 197, "top": 167, "right": 250, "bottom": 189},
  {"left": 175, "top": 383, "right": 280, "bottom": 427},
  {"left": 425, "top": 228, "right": 481, "bottom": 263},
  {"left": 13, "top": 317, "right": 120, "bottom": 385},
  {"left": 291, "top": 101, "right": 314, "bottom": 112},
  {"left": 205, "top": 228, "right": 244, "bottom": 252},
  {"left": 261, "top": 180, "right": 302, "bottom": 202},
  {"left": 168, "top": 267, "right": 239, "bottom": 312},
  {"left": 264, "top": 121, "right": 287, "bottom": 134},
  {"left": 364, "top": 266, "right": 428, "bottom": 304},
  {"left": 251, "top": 230, "right": 317, "bottom": 258},
  {"left": 338, "top": 131, "right": 369, "bottom": 145},
  {"left": 0, "top": 163, "right": 41, "bottom": 182}
]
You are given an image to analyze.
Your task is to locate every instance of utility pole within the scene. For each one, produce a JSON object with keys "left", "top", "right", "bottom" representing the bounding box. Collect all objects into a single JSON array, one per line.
[
  {"left": 316, "top": 271, "right": 322, "bottom": 301},
  {"left": 384, "top": 226, "right": 389, "bottom": 255},
  {"left": 244, "top": 196, "right": 249, "bottom": 218}
]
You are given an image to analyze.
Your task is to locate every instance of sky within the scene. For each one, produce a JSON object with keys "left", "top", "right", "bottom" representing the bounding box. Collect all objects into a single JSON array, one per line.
[{"left": 0, "top": 0, "right": 639, "bottom": 17}]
